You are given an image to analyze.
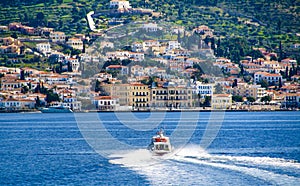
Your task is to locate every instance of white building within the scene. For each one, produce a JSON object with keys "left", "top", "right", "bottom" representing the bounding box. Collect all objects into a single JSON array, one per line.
[
  {"left": 194, "top": 25, "right": 214, "bottom": 36},
  {"left": 131, "top": 42, "right": 143, "bottom": 52},
  {"left": 49, "top": 31, "right": 65, "bottom": 43},
  {"left": 36, "top": 42, "right": 51, "bottom": 56},
  {"left": 0, "top": 97, "right": 35, "bottom": 110},
  {"left": 254, "top": 72, "right": 282, "bottom": 85},
  {"left": 194, "top": 82, "right": 214, "bottom": 98},
  {"left": 129, "top": 52, "right": 144, "bottom": 61},
  {"left": 67, "top": 58, "right": 80, "bottom": 72},
  {"left": 131, "top": 65, "right": 144, "bottom": 77},
  {"left": 63, "top": 96, "right": 82, "bottom": 111},
  {"left": 45, "top": 74, "right": 70, "bottom": 85},
  {"left": 100, "top": 41, "right": 114, "bottom": 49},
  {"left": 167, "top": 40, "right": 181, "bottom": 51},
  {"left": 92, "top": 96, "right": 120, "bottom": 111},
  {"left": 109, "top": 0, "right": 131, "bottom": 9},
  {"left": 142, "top": 23, "right": 159, "bottom": 32},
  {"left": 142, "top": 40, "right": 160, "bottom": 51},
  {"left": 66, "top": 38, "right": 83, "bottom": 50}
]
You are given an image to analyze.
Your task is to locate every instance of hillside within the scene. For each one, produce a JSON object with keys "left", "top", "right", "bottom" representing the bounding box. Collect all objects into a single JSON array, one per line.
[{"left": 0, "top": 0, "right": 299, "bottom": 61}]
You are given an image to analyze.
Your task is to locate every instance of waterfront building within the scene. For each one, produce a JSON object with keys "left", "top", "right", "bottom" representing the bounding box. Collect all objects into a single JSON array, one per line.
[
  {"left": 194, "top": 82, "right": 214, "bottom": 98},
  {"left": 62, "top": 96, "right": 82, "bottom": 111},
  {"left": 211, "top": 94, "right": 232, "bottom": 110},
  {"left": 224, "top": 83, "right": 267, "bottom": 100},
  {"left": 283, "top": 93, "right": 300, "bottom": 109},
  {"left": 92, "top": 96, "right": 120, "bottom": 111},
  {"left": 151, "top": 82, "right": 193, "bottom": 109},
  {"left": 129, "top": 83, "right": 151, "bottom": 109},
  {"left": 101, "top": 83, "right": 129, "bottom": 106},
  {"left": 0, "top": 97, "right": 35, "bottom": 111}
]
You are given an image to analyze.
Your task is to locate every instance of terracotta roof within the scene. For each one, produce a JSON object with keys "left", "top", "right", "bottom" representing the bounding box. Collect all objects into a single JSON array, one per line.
[
  {"left": 94, "top": 96, "right": 118, "bottom": 100},
  {"left": 213, "top": 94, "right": 231, "bottom": 97},
  {"left": 264, "top": 73, "right": 281, "bottom": 77}
]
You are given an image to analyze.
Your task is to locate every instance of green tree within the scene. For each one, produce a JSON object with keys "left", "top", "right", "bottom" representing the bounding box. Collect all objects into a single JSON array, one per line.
[
  {"left": 20, "top": 69, "right": 25, "bottom": 80},
  {"left": 35, "top": 96, "right": 41, "bottom": 108},
  {"left": 214, "top": 84, "right": 223, "bottom": 94},
  {"left": 71, "top": 49, "right": 81, "bottom": 56},
  {"left": 261, "top": 95, "right": 271, "bottom": 103},
  {"left": 260, "top": 79, "right": 269, "bottom": 88},
  {"left": 67, "top": 61, "right": 72, "bottom": 72},
  {"left": 36, "top": 12, "right": 45, "bottom": 26},
  {"left": 2, "top": 55, "right": 8, "bottom": 65},
  {"left": 279, "top": 78, "right": 282, "bottom": 88},
  {"left": 232, "top": 95, "right": 243, "bottom": 102},
  {"left": 46, "top": 90, "right": 60, "bottom": 104},
  {"left": 94, "top": 80, "right": 101, "bottom": 92},
  {"left": 21, "top": 85, "right": 29, "bottom": 94},
  {"left": 11, "top": 33, "right": 18, "bottom": 39},
  {"left": 247, "top": 96, "right": 256, "bottom": 103},
  {"left": 203, "top": 96, "right": 211, "bottom": 107},
  {"left": 232, "top": 79, "right": 238, "bottom": 88},
  {"left": 34, "top": 83, "right": 41, "bottom": 93},
  {"left": 248, "top": 49, "right": 264, "bottom": 60}
]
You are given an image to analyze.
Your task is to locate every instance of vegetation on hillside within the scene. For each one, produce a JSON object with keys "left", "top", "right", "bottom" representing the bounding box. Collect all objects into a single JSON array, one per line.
[{"left": 0, "top": 0, "right": 299, "bottom": 62}]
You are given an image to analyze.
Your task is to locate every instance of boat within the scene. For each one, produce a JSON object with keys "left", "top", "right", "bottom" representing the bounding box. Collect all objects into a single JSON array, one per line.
[
  {"left": 40, "top": 105, "right": 73, "bottom": 113},
  {"left": 148, "top": 129, "right": 172, "bottom": 155}
]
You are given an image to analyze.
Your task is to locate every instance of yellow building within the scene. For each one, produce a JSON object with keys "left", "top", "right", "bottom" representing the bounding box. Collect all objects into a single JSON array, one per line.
[
  {"left": 211, "top": 94, "right": 232, "bottom": 110},
  {"left": 1, "top": 37, "right": 21, "bottom": 46},
  {"left": 101, "top": 83, "right": 129, "bottom": 106},
  {"left": 128, "top": 83, "right": 151, "bottom": 109}
]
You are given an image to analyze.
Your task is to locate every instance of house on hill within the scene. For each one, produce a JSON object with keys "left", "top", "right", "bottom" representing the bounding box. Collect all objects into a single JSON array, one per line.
[
  {"left": 106, "top": 65, "right": 129, "bottom": 75},
  {"left": 109, "top": 0, "right": 131, "bottom": 9}
]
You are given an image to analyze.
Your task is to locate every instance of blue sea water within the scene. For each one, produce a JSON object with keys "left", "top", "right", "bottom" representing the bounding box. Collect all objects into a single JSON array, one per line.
[{"left": 0, "top": 111, "right": 299, "bottom": 185}]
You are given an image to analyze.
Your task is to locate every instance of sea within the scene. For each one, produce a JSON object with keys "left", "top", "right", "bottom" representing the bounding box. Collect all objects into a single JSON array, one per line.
[{"left": 0, "top": 111, "right": 299, "bottom": 185}]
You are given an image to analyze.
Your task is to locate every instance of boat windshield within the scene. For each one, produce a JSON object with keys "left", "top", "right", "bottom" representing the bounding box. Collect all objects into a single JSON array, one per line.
[{"left": 155, "top": 144, "right": 169, "bottom": 151}]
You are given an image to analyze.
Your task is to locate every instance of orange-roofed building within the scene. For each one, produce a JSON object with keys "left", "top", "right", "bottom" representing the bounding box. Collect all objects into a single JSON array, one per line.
[
  {"left": 254, "top": 72, "right": 282, "bottom": 85},
  {"left": 211, "top": 94, "right": 232, "bottom": 110},
  {"left": 92, "top": 96, "right": 120, "bottom": 111},
  {"left": 106, "top": 65, "right": 128, "bottom": 75}
]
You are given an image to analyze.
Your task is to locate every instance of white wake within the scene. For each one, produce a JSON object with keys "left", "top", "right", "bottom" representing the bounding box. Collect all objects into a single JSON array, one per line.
[{"left": 108, "top": 145, "right": 300, "bottom": 185}]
